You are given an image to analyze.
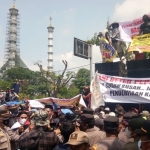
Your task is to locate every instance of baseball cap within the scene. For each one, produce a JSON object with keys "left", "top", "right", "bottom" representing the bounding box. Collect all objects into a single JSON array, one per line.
[
  {"left": 66, "top": 131, "right": 89, "bottom": 145},
  {"left": 31, "top": 110, "right": 49, "bottom": 126}
]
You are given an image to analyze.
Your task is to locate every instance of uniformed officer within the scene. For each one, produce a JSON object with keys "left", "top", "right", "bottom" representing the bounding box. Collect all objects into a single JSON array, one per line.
[
  {"left": 93, "top": 116, "right": 125, "bottom": 150},
  {"left": 80, "top": 114, "right": 106, "bottom": 147}
]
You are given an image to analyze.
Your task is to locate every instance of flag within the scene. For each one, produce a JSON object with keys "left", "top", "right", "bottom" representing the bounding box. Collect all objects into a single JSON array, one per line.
[{"left": 90, "top": 73, "right": 105, "bottom": 110}]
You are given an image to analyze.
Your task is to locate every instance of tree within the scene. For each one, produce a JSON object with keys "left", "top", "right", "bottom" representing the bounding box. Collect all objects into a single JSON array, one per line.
[
  {"left": 35, "top": 60, "right": 75, "bottom": 97},
  {"left": 87, "top": 33, "right": 100, "bottom": 46},
  {"left": 2, "top": 67, "right": 47, "bottom": 99},
  {"left": 73, "top": 68, "right": 90, "bottom": 91}
]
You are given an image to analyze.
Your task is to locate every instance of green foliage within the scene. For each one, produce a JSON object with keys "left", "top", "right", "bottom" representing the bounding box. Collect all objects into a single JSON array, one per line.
[
  {"left": 73, "top": 68, "right": 90, "bottom": 91},
  {"left": 0, "top": 79, "right": 13, "bottom": 90},
  {"left": 57, "top": 85, "right": 79, "bottom": 98},
  {"left": 87, "top": 33, "right": 100, "bottom": 46},
  {"left": 0, "top": 67, "right": 90, "bottom": 99}
]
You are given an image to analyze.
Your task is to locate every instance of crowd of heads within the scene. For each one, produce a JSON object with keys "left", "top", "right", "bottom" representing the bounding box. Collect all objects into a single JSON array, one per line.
[{"left": 1, "top": 101, "right": 150, "bottom": 150}]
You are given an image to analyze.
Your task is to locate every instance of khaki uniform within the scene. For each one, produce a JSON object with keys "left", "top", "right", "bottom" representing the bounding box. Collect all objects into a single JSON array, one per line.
[
  {"left": 122, "top": 140, "right": 139, "bottom": 150},
  {"left": 0, "top": 128, "right": 11, "bottom": 150},
  {"left": 118, "top": 131, "right": 134, "bottom": 143},
  {"left": 93, "top": 137, "right": 125, "bottom": 150},
  {"left": 86, "top": 128, "right": 106, "bottom": 147},
  {"left": 4, "top": 126, "right": 20, "bottom": 150}
]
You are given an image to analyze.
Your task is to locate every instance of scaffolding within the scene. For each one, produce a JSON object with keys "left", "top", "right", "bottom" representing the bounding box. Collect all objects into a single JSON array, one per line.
[{"left": 3, "top": 6, "right": 20, "bottom": 70}]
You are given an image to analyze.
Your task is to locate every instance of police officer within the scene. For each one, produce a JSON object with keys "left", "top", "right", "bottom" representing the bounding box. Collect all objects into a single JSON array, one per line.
[{"left": 93, "top": 116, "right": 125, "bottom": 150}]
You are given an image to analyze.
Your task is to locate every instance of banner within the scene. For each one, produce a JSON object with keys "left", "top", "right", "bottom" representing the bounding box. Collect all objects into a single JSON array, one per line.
[
  {"left": 34, "top": 94, "right": 87, "bottom": 107},
  {"left": 118, "top": 13, "right": 150, "bottom": 42},
  {"left": 129, "top": 34, "right": 150, "bottom": 52},
  {"left": 90, "top": 74, "right": 104, "bottom": 110},
  {"left": 100, "top": 38, "right": 117, "bottom": 62},
  {"left": 96, "top": 73, "right": 150, "bottom": 103}
]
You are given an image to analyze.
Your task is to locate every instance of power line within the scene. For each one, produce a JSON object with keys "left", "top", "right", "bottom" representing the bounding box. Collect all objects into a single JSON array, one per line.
[{"left": 53, "top": 61, "right": 102, "bottom": 72}]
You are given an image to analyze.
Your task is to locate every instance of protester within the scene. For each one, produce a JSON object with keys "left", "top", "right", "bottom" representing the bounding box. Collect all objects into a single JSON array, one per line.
[
  {"left": 141, "top": 110, "right": 150, "bottom": 120},
  {"left": 65, "top": 131, "right": 90, "bottom": 150},
  {"left": 82, "top": 86, "right": 91, "bottom": 108},
  {"left": 44, "top": 104, "right": 54, "bottom": 121},
  {"left": 122, "top": 117, "right": 145, "bottom": 150},
  {"left": 4, "top": 111, "right": 30, "bottom": 150},
  {"left": 1, "top": 91, "right": 150, "bottom": 150},
  {"left": 19, "top": 110, "right": 58, "bottom": 150},
  {"left": 54, "top": 121, "right": 75, "bottom": 150}
]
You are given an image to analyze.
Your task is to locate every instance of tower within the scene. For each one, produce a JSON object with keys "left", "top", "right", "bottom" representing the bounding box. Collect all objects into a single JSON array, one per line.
[
  {"left": 47, "top": 17, "right": 54, "bottom": 72},
  {"left": 3, "top": 1, "right": 20, "bottom": 70},
  {"left": 2, "top": 1, "right": 27, "bottom": 71}
]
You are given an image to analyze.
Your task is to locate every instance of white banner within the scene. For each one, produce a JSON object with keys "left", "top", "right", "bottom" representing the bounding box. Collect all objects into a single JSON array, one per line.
[
  {"left": 90, "top": 74, "right": 104, "bottom": 110},
  {"left": 97, "top": 73, "right": 150, "bottom": 103},
  {"left": 118, "top": 13, "right": 150, "bottom": 42}
]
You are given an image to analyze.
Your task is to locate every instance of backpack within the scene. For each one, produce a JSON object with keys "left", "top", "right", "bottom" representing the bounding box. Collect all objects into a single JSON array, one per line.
[{"left": 25, "top": 132, "right": 45, "bottom": 150}]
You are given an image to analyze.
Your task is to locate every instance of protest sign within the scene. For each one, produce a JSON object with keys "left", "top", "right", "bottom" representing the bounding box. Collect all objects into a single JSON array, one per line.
[
  {"left": 96, "top": 73, "right": 150, "bottom": 103},
  {"left": 34, "top": 94, "right": 86, "bottom": 107},
  {"left": 100, "top": 38, "right": 117, "bottom": 62},
  {"left": 118, "top": 13, "right": 150, "bottom": 42},
  {"left": 129, "top": 34, "right": 150, "bottom": 52}
]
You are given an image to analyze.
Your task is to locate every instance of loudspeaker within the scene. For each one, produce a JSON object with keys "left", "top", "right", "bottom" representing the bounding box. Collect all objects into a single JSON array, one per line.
[
  {"left": 95, "top": 62, "right": 120, "bottom": 76},
  {"left": 127, "top": 70, "right": 150, "bottom": 78},
  {"left": 127, "top": 59, "right": 150, "bottom": 70}
]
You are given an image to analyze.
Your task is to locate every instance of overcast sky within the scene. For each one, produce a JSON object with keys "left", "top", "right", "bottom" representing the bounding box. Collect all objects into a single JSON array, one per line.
[{"left": 0, "top": 0, "right": 150, "bottom": 74}]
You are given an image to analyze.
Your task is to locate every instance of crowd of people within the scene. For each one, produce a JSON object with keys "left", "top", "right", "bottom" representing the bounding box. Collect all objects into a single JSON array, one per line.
[{"left": 0, "top": 99, "right": 150, "bottom": 150}]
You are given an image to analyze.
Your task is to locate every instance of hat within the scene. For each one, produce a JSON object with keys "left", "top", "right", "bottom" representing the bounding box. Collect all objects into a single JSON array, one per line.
[
  {"left": 95, "top": 118, "right": 104, "bottom": 126},
  {"left": 0, "top": 110, "right": 10, "bottom": 118},
  {"left": 32, "top": 110, "right": 49, "bottom": 126},
  {"left": 66, "top": 131, "right": 89, "bottom": 145},
  {"left": 0, "top": 105, "right": 7, "bottom": 115},
  {"left": 141, "top": 111, "right": 150, "bottom": 118},
  {"left": 104, "top": 116, "right": 119, "bottom": 129},
  {"left": 105, "top": 107, "right": 110, "bottom": 111},
  {"left": 129, "top": 117, "right": 145, "bottom": 130},
  {"left": 81, "top": 114, "right": 94, "bottom": 123},
  {"left": 45, "top": 104, "right": 53, "bottom": 110},
  {"left": 134, "top": 120, "right": 150, "bottom": 136},
  {"left": 104, "top": 116, "right": 119, "bottom": 123},
  {"left": 82, "top": 108, "right": 94, "bottom": 115}
]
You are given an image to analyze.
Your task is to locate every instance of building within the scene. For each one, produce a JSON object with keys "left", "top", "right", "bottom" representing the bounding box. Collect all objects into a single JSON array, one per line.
[
  {"left": 1, "top": 2, "right": 27, "bottom": 71},
  {"left": 47, "top": 17, "right": 54, "bottom": 72}
]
